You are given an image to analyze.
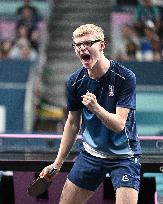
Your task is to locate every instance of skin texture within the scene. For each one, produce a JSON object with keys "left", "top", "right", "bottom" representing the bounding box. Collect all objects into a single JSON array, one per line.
[{"left": 39, "top": 31, "right": 138, "bottom": 204}]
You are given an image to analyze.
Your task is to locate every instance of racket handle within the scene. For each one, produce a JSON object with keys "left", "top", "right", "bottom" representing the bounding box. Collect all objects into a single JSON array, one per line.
[{"left": 48, "top": 167, "right": 57, "bottom": 175}]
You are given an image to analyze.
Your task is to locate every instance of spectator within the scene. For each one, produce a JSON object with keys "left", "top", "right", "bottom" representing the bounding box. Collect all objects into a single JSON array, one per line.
[
  {"left": 15, "top": 22, "right": 40, "bottom": 52},
  {"left": 19, "top": 43, "right": 38, "bottom": 61},
  {"left": 9, "top": 25, "right": 30, "bottom": 56},
  {"left": 138, "top": 20, "right": 162, "bottom": 61},
  {"left": 15, "top": 24, "right": 29, "bottom": 42},
  {"left": 16, "top": 6, "right": 39, "bottom": 38},
  {"left": 133, "top": 0, "right": 161, "bottom": 37},
  {"left": 9, "top": 39, "right": 38, "bottom": 61},
  {"left": 121, "top": 24, "right": 140, "bottom": 60},
  {"left": 15, "top": 0, "right": 42, "bottom": 52},
  {"left": 30, "top": 29, "right": 40, "bottom": 51},
  {"left": 16, "top": 0, "right": 40, "bottom": 22},
  {"left": 158, "top": 6, "right": 163, "bottom": 52},
  {"left": 112, "top": 24, "right": 140, "bottom": 61},
  {"left": 0, "top": 39, "right": 13, "bottom": 59}
]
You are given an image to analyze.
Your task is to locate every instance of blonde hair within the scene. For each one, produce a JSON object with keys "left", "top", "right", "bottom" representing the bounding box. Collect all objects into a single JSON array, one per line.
[{"left": 72, "top": 24, "right": 104, "bottom": 41}]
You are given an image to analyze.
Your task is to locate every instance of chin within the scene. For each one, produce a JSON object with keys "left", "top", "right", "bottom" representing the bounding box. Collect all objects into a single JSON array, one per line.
[
  {"left": 84, "top": 65, "right": 93, "bottom": 70},
  {"left": 82, "top": 62, "right": 92, "bottom": 69}
]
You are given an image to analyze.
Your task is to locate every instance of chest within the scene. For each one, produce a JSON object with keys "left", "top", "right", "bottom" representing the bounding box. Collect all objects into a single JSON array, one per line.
[{"left": 76, "top": 77, "right": 120, "bottom": 109}]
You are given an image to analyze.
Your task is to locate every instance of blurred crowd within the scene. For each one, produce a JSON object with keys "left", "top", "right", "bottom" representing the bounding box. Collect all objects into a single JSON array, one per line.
[
  {"left": 112, "top": 0, "right": 163, "bottom": 61},
  {"left": 0, "top": 0, "right": 43, "bottom": 61},
  {"left": 1, "top": 0, "right": 163, "bottom": 62}
]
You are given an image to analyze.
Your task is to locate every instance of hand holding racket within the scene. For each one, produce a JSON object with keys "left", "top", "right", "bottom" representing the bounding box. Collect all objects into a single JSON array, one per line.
[{"left": 27, "top": 166, "right": 58, "bottom": 197}]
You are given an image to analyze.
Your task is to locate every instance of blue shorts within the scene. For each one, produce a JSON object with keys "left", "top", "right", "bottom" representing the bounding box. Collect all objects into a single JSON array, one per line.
[{"left": 68, "top": 149, "right": 141, "bottom": 192}]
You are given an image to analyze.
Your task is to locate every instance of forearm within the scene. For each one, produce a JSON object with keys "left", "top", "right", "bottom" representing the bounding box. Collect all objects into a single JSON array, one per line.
[
  {"left": 53, "top": 116, "right": 80, "bottom": 168},
  {"left": 39, "top": 111, "right": 81, "bottom": 179},
  {"left": 94, "top": 104, "right": 126, "bottom": 133},
  {"left": 82, "top": 92, "right": 128, "bottom": 133}
]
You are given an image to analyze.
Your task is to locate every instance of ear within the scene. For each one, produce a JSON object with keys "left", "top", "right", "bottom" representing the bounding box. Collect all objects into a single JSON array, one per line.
[{"left": 100, "top": 41, "right": 106, "bottom": 51}]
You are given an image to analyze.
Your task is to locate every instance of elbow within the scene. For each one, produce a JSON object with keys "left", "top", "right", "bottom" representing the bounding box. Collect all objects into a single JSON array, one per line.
[{"left": 113, "top": 121, "right": 126, "bottom": 133}]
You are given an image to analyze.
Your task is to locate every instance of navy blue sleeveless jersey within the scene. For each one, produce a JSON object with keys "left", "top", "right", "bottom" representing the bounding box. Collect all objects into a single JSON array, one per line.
[{"left": 66, "top": 60, "right": 141, "bottom": 158}]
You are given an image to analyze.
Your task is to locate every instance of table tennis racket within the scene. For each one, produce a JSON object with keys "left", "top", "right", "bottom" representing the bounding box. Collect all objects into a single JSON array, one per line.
[{"left": 27, "top": 167, "right": 57, "bottom": 197}]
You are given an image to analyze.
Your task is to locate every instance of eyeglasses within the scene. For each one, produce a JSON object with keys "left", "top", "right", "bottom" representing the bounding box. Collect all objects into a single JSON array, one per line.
[{"left": 72, "top": 39, "right": 101, "bottom": 49}]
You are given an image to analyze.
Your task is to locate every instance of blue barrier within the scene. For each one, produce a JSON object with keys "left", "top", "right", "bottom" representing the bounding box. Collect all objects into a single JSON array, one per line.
[{"left": 0, "top": 59, "right": 34, "bottom": 132}]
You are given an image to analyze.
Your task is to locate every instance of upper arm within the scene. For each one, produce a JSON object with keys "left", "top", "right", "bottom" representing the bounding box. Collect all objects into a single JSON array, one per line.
[
  {"left": 66, "top": 78, "right": 82, "bottom": 111},
  {"left": 117, "top": 73, "right": 136, "bottom": 110},
  {"left": 67, "top": 110, "right": 82, "bottom": 131}
]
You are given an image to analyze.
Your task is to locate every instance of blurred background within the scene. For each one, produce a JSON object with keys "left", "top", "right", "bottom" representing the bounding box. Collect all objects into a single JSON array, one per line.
[{"left": 0, "top": 0, "right": 163, "bottom": 203}]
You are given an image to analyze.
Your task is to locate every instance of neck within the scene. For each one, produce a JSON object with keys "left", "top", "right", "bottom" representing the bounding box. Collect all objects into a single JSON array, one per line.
[{"left": 88, "top": 56, "right": 110, "bottom": 79}]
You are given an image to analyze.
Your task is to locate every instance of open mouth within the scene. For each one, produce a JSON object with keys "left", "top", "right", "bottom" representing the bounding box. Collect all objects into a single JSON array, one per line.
[{"left": 81, "top": 54, "right": 91, "bottom": 62}]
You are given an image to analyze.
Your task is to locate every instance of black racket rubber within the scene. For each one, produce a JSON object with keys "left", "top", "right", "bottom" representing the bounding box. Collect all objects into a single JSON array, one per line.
[
  {"left": 27, "top": 177, "right": 51, "bottom": 196},
  {"left": 27, "top": 167, "right": 57, "bottom": 197}
]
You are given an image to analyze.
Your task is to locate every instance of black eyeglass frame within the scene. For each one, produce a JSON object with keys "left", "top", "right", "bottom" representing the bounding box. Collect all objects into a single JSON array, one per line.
[{"left": 72, "top": 39, "right": 101, "bottom": 49}]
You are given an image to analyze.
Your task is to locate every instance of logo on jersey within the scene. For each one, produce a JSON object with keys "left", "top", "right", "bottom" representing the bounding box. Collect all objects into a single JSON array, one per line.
[
  {"left": 122, "top": 175, "right": 129, "bottom": 182},
  {"left": 108, "top": 85, "right": 114, "bottom": 96}
]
